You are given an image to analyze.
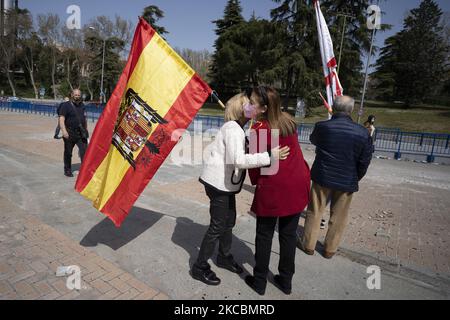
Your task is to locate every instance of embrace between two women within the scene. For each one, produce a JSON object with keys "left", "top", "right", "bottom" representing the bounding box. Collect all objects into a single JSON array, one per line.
[{"left": 191, "top": 86, "right": 311, "bottom": 296}]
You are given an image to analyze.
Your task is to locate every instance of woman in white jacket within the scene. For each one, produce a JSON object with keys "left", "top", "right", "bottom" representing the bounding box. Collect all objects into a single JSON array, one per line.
[{"left": 191, "top": 93, "right": 289, "bottom": 286}]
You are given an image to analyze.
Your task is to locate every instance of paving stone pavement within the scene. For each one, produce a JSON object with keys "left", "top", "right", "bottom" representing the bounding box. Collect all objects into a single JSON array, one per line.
[
  {"left": 0, "top": 195, "right": 168, "bottom": 300},
  {"left": 0, "top": 111, "right": 449, "bottom": 300}
]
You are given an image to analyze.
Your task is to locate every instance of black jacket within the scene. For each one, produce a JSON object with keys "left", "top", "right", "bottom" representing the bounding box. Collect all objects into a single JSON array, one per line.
[
  {"left": 310, "top": 113, "right": 373, "bottom": 193},
  {"left": 58, "top": 101, "right": 86, "bottom": 130}
]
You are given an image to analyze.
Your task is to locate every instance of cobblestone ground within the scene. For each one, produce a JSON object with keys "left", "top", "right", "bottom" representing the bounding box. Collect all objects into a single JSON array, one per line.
[
  {"left": 0, "top": 194, "right": 168, "bottom": 300},
  {"left": 0, "top": 111, "right": 449, "bottom": 299}
]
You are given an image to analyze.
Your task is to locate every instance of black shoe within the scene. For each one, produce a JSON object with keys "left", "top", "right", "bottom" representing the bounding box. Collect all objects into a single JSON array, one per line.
[
  {"left": 191, "top": 265, "right": 221, "bottom": 286},
  {"left": 273, "top": 275, "right": 292, "bottom": 295},
  {"left": 64, "top": 171, "right": 74, "bottom": 177},
  {"left": 216, "top": 255, "right": 243, "bottom": 274},
  {"left": 245, "top": 275, "right": 265, "bottom": 296}
]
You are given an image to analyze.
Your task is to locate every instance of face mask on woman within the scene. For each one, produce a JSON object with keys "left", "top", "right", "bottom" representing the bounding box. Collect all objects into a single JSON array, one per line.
[{"left": 243, "top": 103, "right": 258, "bottom": 119}]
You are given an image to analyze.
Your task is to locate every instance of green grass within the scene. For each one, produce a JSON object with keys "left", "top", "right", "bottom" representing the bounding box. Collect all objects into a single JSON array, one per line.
[{"left": 199, "top": 101, "right": 450, "bottom": 134}]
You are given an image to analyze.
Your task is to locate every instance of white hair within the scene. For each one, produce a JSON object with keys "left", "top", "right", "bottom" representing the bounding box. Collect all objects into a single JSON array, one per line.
[{"left": 333, "top": 96, "right": 354, "bottom": 115}]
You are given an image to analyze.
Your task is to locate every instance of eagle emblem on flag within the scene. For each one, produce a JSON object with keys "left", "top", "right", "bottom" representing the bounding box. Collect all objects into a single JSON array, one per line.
[{"left": 112, "top": 88, "right": 168, "bottom": 169}]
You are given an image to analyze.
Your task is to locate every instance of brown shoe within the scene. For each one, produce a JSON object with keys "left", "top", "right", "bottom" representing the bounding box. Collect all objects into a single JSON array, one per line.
[
  {"left": 296, "top": 237, "right": 314, "bottom": 255},
  {"left": 323, "top": 251, "right": 335, "bottom": 259}
]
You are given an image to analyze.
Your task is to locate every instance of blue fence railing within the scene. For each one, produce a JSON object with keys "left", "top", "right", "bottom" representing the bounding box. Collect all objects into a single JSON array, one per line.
[
  {"left": 1, "top": 100, "right": 449, "bottom": 162},
  {"left": 0, "top": 100, "right": 104, "bottom": 122}
]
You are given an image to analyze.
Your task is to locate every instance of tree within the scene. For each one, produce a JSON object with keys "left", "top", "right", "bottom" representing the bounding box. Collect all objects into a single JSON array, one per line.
[
  {"left": 373, "top": 0, "right": 447, "bottom": 106},
  {"left": 61, "top": 27, "right": 84, "bottom": 91},
  {"left": 372, "top": 35, "right": 399, "bottom": 100},
  {"left": 269, "top": 0, "right": 388, "bottom": 112},
  {"left": 17, "top": 10, "right": 42, "bottom": 99},
  {"left": 212, "top": 0, "right": 245, "bottom": 36},
  {"left": 209, "top": 0, "right": 245, "bottom": 92},
  {"left": 211, "top": 18, "right": 284, "bottom": 90},
  {"left": 396, "top": 0, "right": 447, "bottom": 105},
  {"left": 440, "top": 12, "right": 450, "bottom": 100},
  {"left": 83, "top": 15, "right": 132, "bottom": 101},
  {"left": 87, "top": 15, "right": 133, "bottom": 49},
  {"left": 175, "top": 48, "right": 211, "bottom": 82},
  {"left": 37, "top": 14, "right": 61, "bottom": 99},
  {"left": 270, "top": 0, "right": 324, "bottom": 111},
  {"left": 84, "top": 33, "right": 125, "bottom": 101},
  {"left": 142, "top": 5, "right": 168, "bottom": 35},
  {"left": 0, "top": 6, "right": 22, "bottom": 96}
]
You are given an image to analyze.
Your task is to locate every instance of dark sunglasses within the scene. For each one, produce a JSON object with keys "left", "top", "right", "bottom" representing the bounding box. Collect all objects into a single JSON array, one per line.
[{"left": 245, "top": 86, "right": 269, "bottom": 106}]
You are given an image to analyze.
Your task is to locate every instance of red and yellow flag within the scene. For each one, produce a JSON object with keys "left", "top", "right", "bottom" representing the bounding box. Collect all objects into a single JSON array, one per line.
[{"left": 75, "top": 18, "right": 211, "bottom": 227}]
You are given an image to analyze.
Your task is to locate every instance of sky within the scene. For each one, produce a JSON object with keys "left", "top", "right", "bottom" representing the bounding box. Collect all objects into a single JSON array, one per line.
[{"left": 20, "top": 0, "right": 450, "bottom": 63}]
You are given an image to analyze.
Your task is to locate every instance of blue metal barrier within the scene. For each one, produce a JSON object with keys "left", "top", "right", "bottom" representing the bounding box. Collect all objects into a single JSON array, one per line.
[
  {"left": 1, "top": 100, "right": 449, "bottom": 162},
  {"left": 0, "top": 100, "right": 104, "bottom": 123}
]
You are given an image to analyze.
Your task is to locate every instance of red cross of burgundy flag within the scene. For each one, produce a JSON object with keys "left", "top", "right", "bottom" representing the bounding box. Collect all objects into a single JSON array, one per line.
[
  {"left": 314, "top": 0, "right": 343, "bottom": 112},
  {"left": 75, "top": 18, "right": 212, "bottom": 227}
]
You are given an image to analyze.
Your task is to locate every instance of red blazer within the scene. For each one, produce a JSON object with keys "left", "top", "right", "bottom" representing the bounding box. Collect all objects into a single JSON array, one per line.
[{"left": 249, "top": 120, "right": 311, "bottom": 217}]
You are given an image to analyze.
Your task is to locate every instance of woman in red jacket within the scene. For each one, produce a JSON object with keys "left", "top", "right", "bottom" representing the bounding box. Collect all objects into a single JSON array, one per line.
[{"left": 244, "top": 86, "right": 311, "bottom": 295}]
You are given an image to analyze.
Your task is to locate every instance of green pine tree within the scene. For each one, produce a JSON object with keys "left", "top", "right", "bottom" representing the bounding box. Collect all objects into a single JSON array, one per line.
[
  {"left": 209, "top": 0, "right": 245, "bottom": 91},
  {"left": 212, "top": 0, "right": 245, "bottom": 36},
  {"left": 372, "top": 35, "right": 400, "bottom": 100},
  {"left": 142, "top": 5, "right": 168, "bottom": 35},
  {"left": 270, "top": 0, "right": 322, "bottom": 111},
  {"left": 395, "top": 0, "right": 447, "bottom": 106},
  {"left": 271, "top": 0, "right": 389, "bottom": 111},
  {"left": 212, "top": 18, "right": 284, "bottom": 90},
  {"left": 373, "top": 0, "right": 447, "bottom": 106}
]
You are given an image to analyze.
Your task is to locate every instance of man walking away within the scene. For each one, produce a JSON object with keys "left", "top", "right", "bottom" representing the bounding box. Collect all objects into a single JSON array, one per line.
[{"left": 58, "top": 89, "right": 89, "bottom": 177}]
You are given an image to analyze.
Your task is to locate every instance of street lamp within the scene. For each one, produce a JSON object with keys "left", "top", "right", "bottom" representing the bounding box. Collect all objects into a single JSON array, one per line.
[
  {"left": 357, "top": 0, "right": 380, "bottom": 124},
  {"left": 335, "top": 10, "right": 355, "bottom": 76},
  {"left": 89, "top": 26, "right": 106, "bottom": 104}
]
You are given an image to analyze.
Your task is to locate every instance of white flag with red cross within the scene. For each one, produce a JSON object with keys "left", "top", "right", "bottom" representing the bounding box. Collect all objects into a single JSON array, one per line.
[{"left": 314, "top": 0, "right": 343, "bottom": 113}]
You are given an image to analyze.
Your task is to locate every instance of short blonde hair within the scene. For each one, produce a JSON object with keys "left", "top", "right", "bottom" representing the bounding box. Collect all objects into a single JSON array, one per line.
[{"left": 224, "top": 93, "right": 248, "bottom": 122}]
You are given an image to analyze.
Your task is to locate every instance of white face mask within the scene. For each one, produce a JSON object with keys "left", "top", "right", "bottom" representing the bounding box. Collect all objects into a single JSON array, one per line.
[{"left": 243, "top": 103, "right": 258, "bottom": 119}]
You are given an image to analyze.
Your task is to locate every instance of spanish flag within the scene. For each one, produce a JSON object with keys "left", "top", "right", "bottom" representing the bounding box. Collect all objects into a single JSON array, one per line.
[{"left": 75, "top": 18, "right": 211, "bottom": 227}]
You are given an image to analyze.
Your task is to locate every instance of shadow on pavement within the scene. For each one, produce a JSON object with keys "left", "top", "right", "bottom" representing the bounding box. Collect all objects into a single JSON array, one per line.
[
  {"left": 241, "top": 183, "right": 256, "bottom": 194},
  {"left": 171, "top": 217, "right": 256, "bottom": 280},
  {"left": 80, "top": 206, "right": 163, "bottom": 250}
]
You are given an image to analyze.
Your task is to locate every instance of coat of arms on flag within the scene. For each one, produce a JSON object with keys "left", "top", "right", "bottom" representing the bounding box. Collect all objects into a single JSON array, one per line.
[
  {"left": 75, "top": 18, "right": 212, "bottom": 227},
  {"left": 112, "top": 88, "right": 168, "bottom": 169}
]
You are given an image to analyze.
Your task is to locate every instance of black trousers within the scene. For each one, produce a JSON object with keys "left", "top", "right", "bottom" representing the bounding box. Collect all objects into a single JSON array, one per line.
[
  {"left": 195, "top": 185, "right": 237, "bottom": 268},
  {"left": 63, "top": 128, "right": 87, "bottom": 172},
  {"left": 253, "top": 213, "right": 301, "bottom": 289}
]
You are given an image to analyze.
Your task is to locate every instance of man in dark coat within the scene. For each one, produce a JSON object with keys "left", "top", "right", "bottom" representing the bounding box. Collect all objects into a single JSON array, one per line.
[
  {"left": 58, "top": 89, "right": 88, "bottom": 177},
  {"left": 298, "top": 95, "right": 373, "bottom": 259}
]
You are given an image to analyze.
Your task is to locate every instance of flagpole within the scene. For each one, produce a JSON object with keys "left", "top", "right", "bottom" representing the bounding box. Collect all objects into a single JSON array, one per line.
[
  {"left": 211, "top": 90, "right": 226, "bottom": 109},
  {"left": 336, "top": 11, "right": 355, "bottom": 76},
  {"left": 357, "top": 25, "right": 376, "bottom": 123}
]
